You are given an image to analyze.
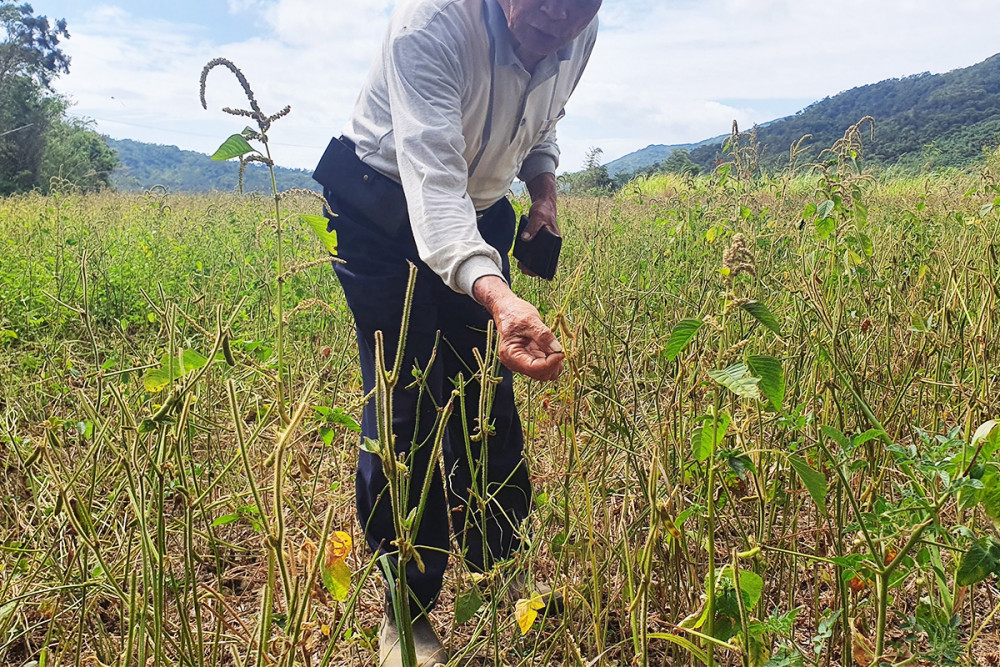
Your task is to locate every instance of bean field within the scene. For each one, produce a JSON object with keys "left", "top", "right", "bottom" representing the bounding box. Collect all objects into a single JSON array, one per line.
[{"left": 4, "top": 139, "right": 1000, "bottom": 667}]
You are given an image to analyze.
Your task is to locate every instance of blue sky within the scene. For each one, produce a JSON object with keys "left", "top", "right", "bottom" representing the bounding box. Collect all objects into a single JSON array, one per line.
[
  {"left": 36, "top": 0, "right": 1000, "bottom": 171},
  {"left": 42, "top": 0, "right": 262, "bottom": 42}
]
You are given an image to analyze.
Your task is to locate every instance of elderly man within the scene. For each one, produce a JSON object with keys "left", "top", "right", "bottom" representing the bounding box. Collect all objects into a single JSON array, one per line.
[{"left": 314, "top": 0, "right": 601, "bottom": 663}]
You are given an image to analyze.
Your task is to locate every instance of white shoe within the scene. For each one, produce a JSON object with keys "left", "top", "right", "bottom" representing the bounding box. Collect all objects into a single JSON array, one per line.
[{"left": 379, "top": 610, "right": 448, "bottom": 667}]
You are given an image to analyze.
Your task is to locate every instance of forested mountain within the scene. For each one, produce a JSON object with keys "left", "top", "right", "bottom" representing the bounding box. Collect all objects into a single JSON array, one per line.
[
  {"left": 610, "top": 52, "right": 1000, "bottom": 178},
  {"left": 604, "top": 137, "right": 723, "bottom": 177},
  {"left": 108, "top": 138, "right": 320, "bottom": 193}
]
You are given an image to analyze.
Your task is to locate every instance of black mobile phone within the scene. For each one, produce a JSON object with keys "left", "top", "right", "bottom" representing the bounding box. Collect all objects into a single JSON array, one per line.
[{"left": 512, "top": 215, "right": 562, "bottom": 280}]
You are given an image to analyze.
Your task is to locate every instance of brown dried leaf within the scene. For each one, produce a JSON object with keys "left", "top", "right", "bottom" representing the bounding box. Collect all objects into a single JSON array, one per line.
[{"left": 849, "top": 617, "right": 875, "bottom": 667}]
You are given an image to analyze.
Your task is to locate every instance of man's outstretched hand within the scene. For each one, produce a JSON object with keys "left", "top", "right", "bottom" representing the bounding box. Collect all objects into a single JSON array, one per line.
[{"left": 473, "top": 275, "right": 564, "bottom": 381}]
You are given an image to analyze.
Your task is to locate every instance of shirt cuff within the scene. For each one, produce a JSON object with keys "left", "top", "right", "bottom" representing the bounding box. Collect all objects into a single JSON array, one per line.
[
  {"left": 456, "top": 254, "right": 505, "bottom": 298},
  {"left": 518, "top": 153, "right": 558, "bottom": 184}
]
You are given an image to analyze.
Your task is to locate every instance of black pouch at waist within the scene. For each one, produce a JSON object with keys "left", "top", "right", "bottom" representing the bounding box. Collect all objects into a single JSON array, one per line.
[{"left": 312, "top": 136, "right": 410, "bottom": 237}]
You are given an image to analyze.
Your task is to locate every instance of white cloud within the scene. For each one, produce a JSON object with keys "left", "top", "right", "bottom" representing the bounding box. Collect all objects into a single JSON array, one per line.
[
  {"left": 54, "top": 0, "right": 1000, "bottom": 173},
  {"left": 55, "top": 0, "right": 391, "bottom": 170},
  {"left": 228, "top": 0, "right": 265, "bottom": 12},
  {"left": 260, "top": 0, "right": 394, "bottom": 44},
  {"left": 555, "top": 0, "right": 1000, "bottom": 167}
]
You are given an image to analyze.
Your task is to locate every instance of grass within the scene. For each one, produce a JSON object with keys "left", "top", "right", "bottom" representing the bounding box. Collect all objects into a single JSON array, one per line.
[{"left": 3, "top": 145, "right": 1000, "bottom": 667}]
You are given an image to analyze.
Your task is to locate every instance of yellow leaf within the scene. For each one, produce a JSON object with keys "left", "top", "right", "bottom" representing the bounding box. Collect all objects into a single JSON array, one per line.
[
  {"left": 322, "top": 531, "right": 353, "bottom": 601},
  {"left": 665, "top": 520, "right": 682, "bottom": 540},
  {"left": 325, "top": 531, "right": 352, "bottom": 565},
  {"left": 143, "top": 369, "right": 171, "bottom": 393},
  {"left": 321, "top": 624, "right": 331, "bottom": 637},
  {"left": 514, "top": 592, "right": 544, "bottom": 635}
]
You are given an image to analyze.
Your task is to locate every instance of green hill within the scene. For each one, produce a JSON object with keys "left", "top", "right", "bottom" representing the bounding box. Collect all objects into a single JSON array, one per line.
[
  {"left": 107, "top": 138, "right": 320, "bottom": 193},
  {"left": 604, "top": 137, "right": 724, "bottom": 177},
  {"left": 687, "top": 53, "right": 1000, "bottom": 173},
  {"left": 606, "top": 52, "right": 1000, "bottom": 178}
]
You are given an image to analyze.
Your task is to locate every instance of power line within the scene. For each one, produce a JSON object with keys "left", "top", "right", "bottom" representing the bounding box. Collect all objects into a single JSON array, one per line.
[{"left": 0, "top": 123, "right": 34, "bottom": 139}]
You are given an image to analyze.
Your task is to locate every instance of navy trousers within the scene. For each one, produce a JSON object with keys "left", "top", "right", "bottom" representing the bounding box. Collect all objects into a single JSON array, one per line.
[{"left": 323, "top": 184, "right": 532, "bottom": 615}]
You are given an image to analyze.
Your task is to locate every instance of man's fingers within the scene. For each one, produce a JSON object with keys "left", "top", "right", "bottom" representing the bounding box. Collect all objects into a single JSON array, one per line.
[
  {"left": 534, "top": 327, "right": 562, "bottom": 354},
  {"left": 517, "top": 260, "right": 539, "bottom": 277},
  {"left": 502, "top": 348, "right": 563, "bottom": 381},
  {"left": 491, "top": 295, "right": 563, "bottom": 380},
  {"left": 528, "top": 355, "right": 563, "bottom": 382},
  {"left": 499, "top": 335, "right": 564, "bottom": 381},
  {"left": 521, "top": 217, "right": 560, "bottom": 242},
  {"left": 523, "top": 200, "right": 559, "bottom": 241},
  {"left": 520, "top": 219, "right": 539, "bottom": 242}
]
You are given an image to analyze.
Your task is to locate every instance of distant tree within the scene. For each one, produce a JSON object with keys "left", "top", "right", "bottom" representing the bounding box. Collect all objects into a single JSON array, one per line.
[
  {"left": 581, "top": 146, "right": 612, "bottom": 192},
  {"left": 558, "top": 146, "right": 613, "bottom": 195},
  {"left": 582, "top": 146, "right": 603, "bottom": 170},
  {"left": 661, "top": 148, "right": 700, "bottom": 176},
  {"left": 0, "top": 3, "right": 117, "bottom": 194},
  {"left": 39, "top": 117, "right": 117, "bottom": 192},
  {"left": 0, "top": 73, "right": 61, "bottom": 194},
  {"left": 0, "top": 2, "right": 70, "bottom": 90}
]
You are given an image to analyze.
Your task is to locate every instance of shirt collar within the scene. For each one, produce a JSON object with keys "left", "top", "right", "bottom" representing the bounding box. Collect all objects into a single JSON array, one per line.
[{"left": 484, "top": 0, "right": 574, "bottom": 74}]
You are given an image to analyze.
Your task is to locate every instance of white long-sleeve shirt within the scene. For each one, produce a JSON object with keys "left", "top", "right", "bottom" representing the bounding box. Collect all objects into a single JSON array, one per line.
[{"left": 342, "top": 0, "right": 598, "bottom": 296}]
